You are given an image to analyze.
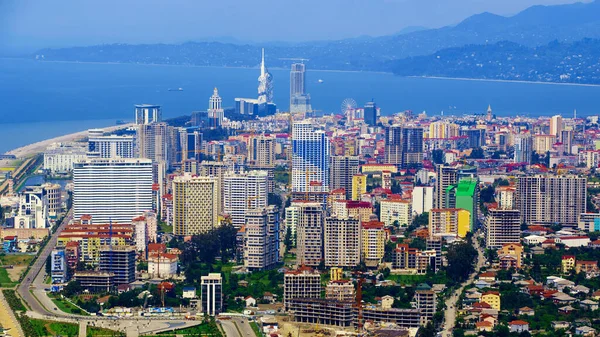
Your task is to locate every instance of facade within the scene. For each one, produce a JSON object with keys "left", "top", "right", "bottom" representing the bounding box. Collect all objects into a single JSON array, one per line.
[
  {"left": 325, "top": 280, "right": 355, "bottom": 302},
  {"left": 58, "top": 222, "right": 133, "bottom": 263},
  {"left": 223, "top": 170, "right": 268, "bottom": 228},
  {"left": 454, "top": 178, "right": 479, "bottom": 231},
  {"left": 290, "top": 63, "right": 312, "bottom": 113},
  {"left": 74, "top": 271, "right": 114, "bottom": 293},
  {"left": 351, "top": 174, "right": 367, "bottom": 201},
  {"left": 481, "top": 291, "right": 501, "bottom": 310},
  {"left": 361, "top": 221, "right": 386, "bottom": 266},
  {"left": 43, "top": 142, "right": 87, "bottom": 173},
  {"left": 429, "top": 208, "right": 470, "bottom": 238},
  {"left": 393, "top": 244, "right": 436, "bottom": 274},
  {"left": 201, "top": 273, "right": 223, "bottom": 316},
  {"left": 295, "top": 202, "right": 324, "bottom": 266},
  {"left": 132, "top": 212, "right": 158, "bottom": 252},
  {"left": 249, "top": 135, "right": 276, "bottom": 166},
  {"left": 73, "top": 159, "right": 153, "bottom": 224},
  {"left": 324, "top": 217, "right": 361, "bottom": 267},
  {"left": 434, "top": 165, "right": 458, "bottom": 209},
  {"left": 285, "top": 206, "right": 299, "bottom": 246},
  {"left": 244, "top": 206, "right": 280, "bottom": 271},
  {"left": 412, "top": 186, "right": 433, "bottom": 215},
  {"left": 380, "top": 199, "right": 412, "bottom": 227},
  {"left": 414, "top": 288, "right": 436, "bottom": 325},
  {"left": 98, "top": 245, "right": 136, "bottom": 285},
  {"left": 283, "top": 266, "right": 321, "bottom": 310},
  {"left": 364, "top": 100, "right": 377, "bottom": 126},
  {"left": 147, "top": 253, "right": 178, "bottom": 278},
  {"left": 514, "top": 133, "right": 533, "bottom": 164},
  {"left": 330, "top": 156, "right": 359, "bottom": 200},
  {"left": 208, "top": 87, "right": 224, "bottom": 128},
  {"left": 257, "top": 48, "right": 274, "bottom": 105},
  {"left": 135, "top": 104, "right": 162, "bottom": 125},
  {"left": 516, "top": 175, "right": 586, "bottom": 226},
  {"left": 287, "top": 298, "right": 354, "bottom": 327},
  {"left": 137, "top": 122, "right": 170, "bottom": 166},
  {"left": 384, "top": 125, "right": 424, "bottom": 169},
  {"left": 292, "top": 121, "right": 330, "bottom": 193},
  {"left": 484, "top": 209, "right": 521, "bottom": 249},
  {"left": 173, "top": 174, "right": 219, "bottom": 236},
  {"left": 550, "top": 115, "right": 563, "bottom": 137},
  {"left": 51, "top": 248, "right": 68, "bottom": 284},
  {"left": 87, "top": 129, "right": 135, "bottom": 159}
]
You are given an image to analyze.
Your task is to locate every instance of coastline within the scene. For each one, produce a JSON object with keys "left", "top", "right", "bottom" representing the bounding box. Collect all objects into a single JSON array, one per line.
[
  {"left": 408, "top": 75, "right": 600, "bottom": 88},
  {"left": 6, "top": 124, "right": 133, "bottom": 159}
]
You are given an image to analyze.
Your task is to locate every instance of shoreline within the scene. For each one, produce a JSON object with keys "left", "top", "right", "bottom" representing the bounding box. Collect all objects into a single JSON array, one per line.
[
  {"left": 6, "top": 57, "right": 600, "bottom": 86},
  {"left": 6, "top": 124, "right": 133, "bottom": 159}
]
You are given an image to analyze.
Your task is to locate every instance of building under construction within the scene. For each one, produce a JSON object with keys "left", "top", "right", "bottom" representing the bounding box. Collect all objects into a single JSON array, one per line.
[{"left": 99, "top": 245, "right": 136, "bottom": 285}]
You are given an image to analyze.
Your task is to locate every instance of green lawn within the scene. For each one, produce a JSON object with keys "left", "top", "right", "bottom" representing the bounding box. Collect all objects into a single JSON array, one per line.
[
  {"left": 0, "top": 268, "right": 17, "bottom": 287},
  {"left": 250, "top": 321, "right": 262, "bottom": 337},
  {"left": 156, "top": 321, "right": 222, "bottom": 336},
  {"left": 50, "top": 295, "right": 88, "bottom": 315},
  {"left": 29, "top": 319, "right": 122, "bottom": 337},
  {"left": 0, "top": 254, "right": 35, "bottom": 266}
]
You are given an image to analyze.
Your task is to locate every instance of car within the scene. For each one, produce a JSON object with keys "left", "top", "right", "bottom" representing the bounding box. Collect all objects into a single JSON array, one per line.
[{"left": 54, "top": 307, "right": 58, "bottom": 310}]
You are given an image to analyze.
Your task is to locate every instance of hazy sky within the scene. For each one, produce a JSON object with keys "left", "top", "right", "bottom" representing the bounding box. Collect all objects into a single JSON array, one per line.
[{"left": 0, "top": 0, "right": 587, "bottom": 53}]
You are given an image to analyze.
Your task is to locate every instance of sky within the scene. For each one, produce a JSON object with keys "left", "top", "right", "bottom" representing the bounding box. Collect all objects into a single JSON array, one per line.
[{"left": 0, "top": 0, "right": 588, "bottom": 53}]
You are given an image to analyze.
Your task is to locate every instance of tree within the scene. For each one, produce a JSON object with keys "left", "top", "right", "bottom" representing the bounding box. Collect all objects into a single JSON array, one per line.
[
  {"left": 446, "top": 242, "right": 477, "bottom": 283},
  {"left": 62, "top": 280, "right": 82, "bottom": 297},
  {"left": 268, "top": 193, "right": 282, "bottom": 208},
  {"left": 480, "top": 185, "right": 495, "bottom": 203},
  {"left": 468, "top": 147, "right": 485, "bottom": 159},
  {"left": 432, "top": 149, "right": 444, "bottom": 165},
  {"left": 417, "top": 322, "right": 436, "bottom": 337}
]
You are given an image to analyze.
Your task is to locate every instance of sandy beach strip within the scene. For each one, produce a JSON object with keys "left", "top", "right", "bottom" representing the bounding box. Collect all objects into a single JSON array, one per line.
[{"left": 6, "top": 124, "right": 133, "bottom": 159}]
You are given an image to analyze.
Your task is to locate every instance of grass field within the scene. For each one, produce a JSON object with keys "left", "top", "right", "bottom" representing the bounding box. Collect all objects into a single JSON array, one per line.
[
  {"left": 29, "top": 319, "right": 122, "bottom": 337},
  {"left": 50, "top": 295, "right": 88, "bottom": 315},
  {"left": 0, "top": 268, "right": 17, "bottom": 287},
  {"left": 250, "top": 321, "right": 262, "bottom": 337},
  {"left": 0, "top": 254, "right": 35, "bottom": 266},
  {"left": 156, "top": 321, "right": 222, "bottom": 337}
]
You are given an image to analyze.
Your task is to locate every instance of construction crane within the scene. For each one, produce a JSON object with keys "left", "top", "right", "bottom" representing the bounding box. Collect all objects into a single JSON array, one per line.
[
  {"left": 278, "top": 58, "right": 310, "bottom": 64},
  {"left": 305, "top": 169, "right": 316, "bottom": 201},
  {"left": 353, "top": 273, "right": 365, "bottom": 333}
]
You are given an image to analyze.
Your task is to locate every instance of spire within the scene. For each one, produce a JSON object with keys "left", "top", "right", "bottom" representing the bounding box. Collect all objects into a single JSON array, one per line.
[
  {"left": 260, "top": 48, "right": 265, "bottom": 76},
  {"left": 213, "top": 87, "right": 218, "bottom": 96}
]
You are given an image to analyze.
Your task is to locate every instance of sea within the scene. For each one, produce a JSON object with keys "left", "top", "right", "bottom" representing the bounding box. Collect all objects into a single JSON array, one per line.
[{"left": 1, "top": 58, "right": 600, "bottom": 153}]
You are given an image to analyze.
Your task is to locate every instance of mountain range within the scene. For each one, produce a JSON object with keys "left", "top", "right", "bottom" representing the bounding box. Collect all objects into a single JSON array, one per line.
[{"left": 34, "top": 1, "right": 600, "bottom": 83}]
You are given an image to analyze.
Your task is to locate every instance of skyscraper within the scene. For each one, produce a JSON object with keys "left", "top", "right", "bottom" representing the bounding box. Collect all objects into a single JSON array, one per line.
[
  {"left": 516, "top": 175, "right": 586, "bottom": 226},
  {"left": 73, "top": 159, "right": 153, "bottom": 224},
  {"left": 324, "top": 216, "right": 361, "bottom": 267},
  {"left": 290, "top": 63, "right": 312, "bottom": 113},
  {"left": 135, "top": 104, "right": 161, "bottom": 125},
  {"left": 364, "top": 100, "right": 377, "bottom": 126},
  {"left": 87, "top": 129, "right": 135, "bottom": 159},
  {"left": 385, "top": 125, "right": 424, "bottom": 169},
  {"left": 243, "top": 206, "right": 280, "bottom": 271},
  {"left": 550, "top": 115, "right": 563, "bottom": 138},
  {"left": 295, "top": 202, "right": 324, "bottom": 267},
  {"left": 514, "top": 133, "right": 533, "bottom": 164},
  {"left": 257, "top": 48, "right": 274, "bottom": 105},
  {"left": 484, "top": 209, "right": 521, "bottom": 249},
  {"left": 249, "top": 135, "right": 276, "bottom": 166},
  {"left": 434, "top": 165, "right": 458, "bottom": 209},
  {"left": 292, "top": 121, "right": 330, "bottom": 193},
  {"left": 173, "top": 174, "right": 219, "bottom": 236},
  {"left": 208, "top": 87, "right": 224, "bottom": 128},
  {"left": 330, "top": 156, "right": 359, "bottom": 200},
  {"left": 137, "top": 122, "right": 170, "bottom": 166},
  {"left": 223, "top": 170, "right": 268, "bottom": 228}
]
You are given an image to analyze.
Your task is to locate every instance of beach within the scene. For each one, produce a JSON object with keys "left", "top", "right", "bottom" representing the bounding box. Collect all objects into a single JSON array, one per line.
[{"left": 5, "top": 124, "right": 133, "bottom": 159}]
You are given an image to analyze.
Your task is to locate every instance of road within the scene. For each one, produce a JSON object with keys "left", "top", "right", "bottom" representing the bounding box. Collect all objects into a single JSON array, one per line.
[{"left": 440, "top": 236, "right": 486, "bottom": 337}]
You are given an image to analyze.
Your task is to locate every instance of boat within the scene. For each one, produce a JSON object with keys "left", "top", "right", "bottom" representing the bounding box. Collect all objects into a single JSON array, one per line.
[
  {"left": 168, "top": 87, "right": 184, "bottom": 91},
  {"left": 116, "top": 120, "right": 127, "bottom": 125},
  {"left": 317, "top": 79, "right": 324, "bottom": 83}
]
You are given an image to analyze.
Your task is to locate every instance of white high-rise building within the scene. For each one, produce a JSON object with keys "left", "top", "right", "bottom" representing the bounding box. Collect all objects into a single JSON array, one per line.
[
  {"left": 244, "top": 206, "right": 280, "bottom": 271},
  {"left": 223, "top": 170, "right": 268, "bottom": 228},
  {"left": 44, "top": 142, "right": 88, "bottom": 173},
  {"left": 201, "top": 273, "right": 223, "bottom": 316},
  {"left": 324, "top": 216, "right": 361, "bottom": 267},
  {"left": 550, "top": 115, "right": 563, "bottom": 138},
  {"left": 135, "top": 104, "right": 162, "bottom": 125},
  {"left": 412, "top": 186, "right": 434, "bottom": 215},
  {"left": 73, "top": 159, "right": 153, "bottom": 224},
  {"left": 292, "top": 121, "right": 330, "bottom": 193},
  {"left": 285, "top": 206, "right": 300, "bottom": 245},
  {"left": 485, "top": 209, "right": 521, "bottom": 249},
  {"left": 208, "top": 88, "right": 224, "bottom": 128},
  {"left": 87, "top": 129, "right": 135, "bottom": 159}
]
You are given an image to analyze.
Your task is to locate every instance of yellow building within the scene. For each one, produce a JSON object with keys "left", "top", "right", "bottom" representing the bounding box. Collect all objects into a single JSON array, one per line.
[
  {"left": 352, "top": 174, "right": 367, "bottom": 201},
  {"left": 481, "top": 291, "right": 501, "bottom": 310},
  {"left": 429, "top": 208, "right": 471, "bottom": 238},
  {"left": 361, "top": 164, "right": 398, "bottom": 174},
  {"left": 361, "top": 221, "right": 386, "bottom": 267},
  {"left": 330, "top": 267, "right": 343, "bottom": 281},
  {"left": 562, "top": 255, "right": 576, "bottom": 273},
  {"left": 498, "top": 243, "right": 524, "bottom": 269}
]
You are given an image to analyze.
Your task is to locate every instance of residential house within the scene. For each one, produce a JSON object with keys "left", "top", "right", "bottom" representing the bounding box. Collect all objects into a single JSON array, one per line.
[
  {"left": 562, "top": 255, "right": 576, "bottom": 273},
  {"left": 498, "top": 243, "right": 523, "bottom": 269},
  {"left": 508, "top": 320, "right": 529, "bottom": 333},
  {"left": 580, "top": 299, "right": 599, "bottom": 311},
  {"left": 575, "top": 326, "right": 597, "bottom": 336},
  {"left": 481, "top": 291, "right": 501, "bottom": 311},
  {"left": 518, "top": 307, "right": 535, "bottom": 316},
  {"left": 551, "top": 321, "right": 570, "bottom": 330},
  {"left": 576, "top": 260, "right": 599, "bottom": 275}
]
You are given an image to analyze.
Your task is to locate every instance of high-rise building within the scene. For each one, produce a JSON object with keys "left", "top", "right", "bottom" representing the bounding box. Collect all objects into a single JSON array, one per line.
[
  {"left": 284, "top": 266, "right": 321, "bottom": 310},
  {"left": 87, "top": 129, "right": 135, "bottom": 159},
  {"left": 434, "top": 165, "right": 458, "bottom": 209},
  {"left": 173, "top": 174, "right": 219, "bottom": 236},
  {"left": 199, "top": 161, "right": 228, "bottom": 213},
  {"left": 135, "top": 104, "right": 162, "bottom": 125},
  {"left": 292, "top": 121, "right": 330, "bottom": 193},
  {"left": 516, "top": 175, "right": 586, "bottom": 226},
  {"left": 244, "top": 206, "right": 280, "bottom": 271},
  {"left": 249, "top": 135, "right": 276, "bottom": 166},
  {"left": 364, "top": 100, "right": 377, "bottom": 126},
  {"left": 257, "top": 48, "right": 274, "bottom": 105},
  {"left": 180, "top": 127, "right": 203, "bottom": 162},
  {"left": 325, "top": 280, "right": 355, "bottom": 302},
  {"left": 361, "top": 221, "right": 386, "bottom": 267},
  {"left": 412, "top": 186, "right": 433, "bottom": 215},
  {"left": 533, "top": 134, "right": 555, "bottom": 154},
  {"left": 285, "top": 206, "right": 300, "bottom": 246},
  {"left": 44, "top": 142, "right": 88, "bottom": 173},
  {"left": 550, "top": 115, "right": 563, "bottom": 138},
  {"left": 73, "top": 159, "right": 153, "bottom": 224},
  {"left": 384, "top": 126, "right": 423, "bottom": 169},
  {"left": 514, "top": 133, "right": 533, "bottom": 164},
  {"left": 414, "top": 286, "right": 436, "bottom": 325},
  {"left": 98, "top": 245, "right": 136, "bottom": 285},
  {"left": 429, "top": 208, "right": 471, "bottom": 238},
  {"left": 484, "top": 209, "right": 521, "bottom": 248},
  {"left": 453, "top": 178, "right": 479, "bottom": 231},
  {"left": 295, "top": 202, "right": 324, "bottom": 266},
  {"left": 380, "top": 199, "right": 412, "bottom": 227},
  {"left": 51, "top": 248, "right": 68, "bottom": 283},
  {"left": 330, "top": 156, "right": 359, "bottom": 200},
  {"left": 137, "top": 122, "right": 170, "bottom": 165},
  {"left": 132, "top": 211, "right": 157, "bottom": 252},
  {"left": 460, "top": 129, "right": 486, "bottom": 148},
  {"left": 208, "top": 88, "right": 224, "bottom": 128},
  {"left": 324, "top": 217, "right": 361, "bottom": 267},
  {"left": 201, "top": 273, "right": 223, "bottom": 316},
  {"left": 351, "top": 174, "right": 367, "bottom": 201},
  {"left": 561, "top": 129, "right": 573, "bottom": 154},
  {"left": 223, "top": 170, "right": 268, "bottom": 228},
  {"left": 290, "top": 63, "right": 312, "bottom": 113}
]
